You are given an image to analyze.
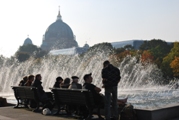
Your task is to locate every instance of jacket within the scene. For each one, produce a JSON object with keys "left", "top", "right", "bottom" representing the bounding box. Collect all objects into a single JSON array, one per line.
[{"left": 102, "top": 64, "right": 121, "bottom": 88}]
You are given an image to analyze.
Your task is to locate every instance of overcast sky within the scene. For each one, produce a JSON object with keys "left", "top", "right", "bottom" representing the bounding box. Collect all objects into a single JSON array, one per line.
[{"left": 0, "top": 0, "right": 179, "bottom": 57}]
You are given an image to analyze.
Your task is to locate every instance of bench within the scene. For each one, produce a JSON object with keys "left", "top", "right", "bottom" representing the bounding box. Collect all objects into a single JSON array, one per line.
[
  {"left": 50, "top": 88, "right": 103, "bottom": 120},
  {"left": 11, "top": 86, "right": 41, "bottom": 111}
]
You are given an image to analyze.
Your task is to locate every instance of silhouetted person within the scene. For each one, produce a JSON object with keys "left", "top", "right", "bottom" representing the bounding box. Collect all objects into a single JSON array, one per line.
[
  {"left": 83, "top": 73, "right": 104, "bottom": 119},
  {"left": 31, "top": 74, "right": 54, "bottom": 111},
  {"left": 53, "top": 76, "right": 63, "bottom": 88},
  {"left": 61, "top": 78, "right": 71, "bottom": 88},
  {"left": 19, "top": 76, "right": 28, "bottom": 86},
  {"left": 24, "top": 75, "right": 34, "bottom": 86},
  {"left": 83, "top": 73, "right": 103, "bottom": 105},
  {"left": 69, "top": 76, "right": 82, "bottom": 89},
  {"left": 102, "top": 60, "right": 121, "bottom": 120},
  {"left": 31, "top": 74, "right": 46, "bottom": 98}
]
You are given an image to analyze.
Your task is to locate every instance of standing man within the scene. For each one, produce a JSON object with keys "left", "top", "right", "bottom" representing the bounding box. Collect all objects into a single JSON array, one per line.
[{"left": 102, "top": 60, "right": 121, "bottom": 120}]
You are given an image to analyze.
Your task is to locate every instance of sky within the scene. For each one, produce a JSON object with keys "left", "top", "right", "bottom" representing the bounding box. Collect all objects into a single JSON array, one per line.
[{"left": 0, "top": 0, "right": 179, "bottom": 57}]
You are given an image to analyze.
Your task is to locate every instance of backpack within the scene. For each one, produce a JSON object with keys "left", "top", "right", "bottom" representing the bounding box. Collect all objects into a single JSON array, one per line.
[{"left": 120, "top": 104, "right": 137, "bottom": 120}]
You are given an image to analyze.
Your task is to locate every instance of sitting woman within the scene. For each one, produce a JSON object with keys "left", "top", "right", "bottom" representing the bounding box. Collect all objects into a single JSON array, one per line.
[
  {"left": 53, "top": 76, "right": 63, "bottom": 88},
  {"left": 24, "top": 75, "right": 34, "bottom": 86},
  {"left": 68, "top": 76, "right": 82, "bottom": 89},
  {"left": 19, "top": 76, "right": 28, "bottom": 86},
  {"left": 61, "top": 78, "right": 71, "bottom": 88}
]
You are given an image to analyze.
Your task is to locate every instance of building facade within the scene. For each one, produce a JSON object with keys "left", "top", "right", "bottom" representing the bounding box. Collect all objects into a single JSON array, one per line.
[{"left": 111, "top": 40, "right": 144, "bottom": 49}]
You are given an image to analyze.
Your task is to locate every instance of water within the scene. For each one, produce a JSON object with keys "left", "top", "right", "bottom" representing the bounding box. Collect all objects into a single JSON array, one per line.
[{"left": 0, "top": 46, "right": 179, "bottom": 109}]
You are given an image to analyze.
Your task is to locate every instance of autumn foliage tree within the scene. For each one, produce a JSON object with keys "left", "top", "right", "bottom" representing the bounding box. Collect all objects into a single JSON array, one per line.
[
  {"left": 140, "top": 39, "right": 172, "bottom": 67},
  {"left": 161, "top": 42, "right": 179, "bottom": 78},
  {"left": 170, "top": 57, "right": 179, "bottom": 77},
  {"left": 140, "top": 50, "right": 154, "bottom": 63}
]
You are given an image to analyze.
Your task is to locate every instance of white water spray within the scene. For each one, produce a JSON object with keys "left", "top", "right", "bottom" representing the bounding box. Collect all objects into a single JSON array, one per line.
[{"left": 0, "top": 47, "right": 179, "bottom": 109}]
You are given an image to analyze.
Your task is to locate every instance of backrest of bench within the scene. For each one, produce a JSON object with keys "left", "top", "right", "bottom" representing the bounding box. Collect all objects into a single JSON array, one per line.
[
  {"left": 52, "top": 88, "right": 71, "bottom": 104},
  {"left": 12, "top": 86, "right": 38, "bottom": 100},
  {"left": 70, "top": 90, "right": 88, "bottom": 105},
  {"left": 50, "top": 88, "right": 95, "bottom": 107}
]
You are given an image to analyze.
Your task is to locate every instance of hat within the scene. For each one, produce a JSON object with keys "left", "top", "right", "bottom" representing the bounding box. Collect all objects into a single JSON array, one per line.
[
  {"left": 71, "top": 76, "right": 79, "bottom": 80},
  {"left": 83, "top": 73, "right": 92, "bottom": 81}
]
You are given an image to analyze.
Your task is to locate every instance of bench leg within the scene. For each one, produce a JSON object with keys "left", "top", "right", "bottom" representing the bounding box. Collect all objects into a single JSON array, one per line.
[
  {"left": 53, "top": 105, "right": 61, "bottom": 115},
  {"left": 14, "top": 99, "right": 20, "bottom": 108},
  {"left": 85, "top": 108, "right": 93, "bottom": 120},
  {"left": 33, "top": 103, "right": 40, "bottom": 112}
]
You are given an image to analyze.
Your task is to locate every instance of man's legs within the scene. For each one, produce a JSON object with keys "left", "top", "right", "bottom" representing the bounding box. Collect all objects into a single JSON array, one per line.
[
  {"left": 112, "top": 86, "right": 118, "bottom": 120},
  {"left": 105, "top": 87, "right": 112, "bottom": 120}
]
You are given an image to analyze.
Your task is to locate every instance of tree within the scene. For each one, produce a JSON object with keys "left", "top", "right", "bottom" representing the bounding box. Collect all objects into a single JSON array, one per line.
[
  {"left": 170, "top": 56, "right": 179, "bottom": 77},
  {"left": 139, "top": 39, "right": 172, "bottom": 68},
  {"left": 140, "top": 50, "right": 154, "bottom": 63},
  {"left": 139, "top": 39, "right": 171, "bottom": 52},
  {"left": 124, "top": 45, "right": 134, "bottom": 50},
  {"left": 15, "top": 52, "right": 30, "bottom": 62},
  {"left": 15, "top": 44, "right": 48, "bottom": 62},
  {"left": 115, "top": 47, "right": 125, "bottom": 54},
  {"left": 161, "top": 42, "right": 179, "bottom": 78}
]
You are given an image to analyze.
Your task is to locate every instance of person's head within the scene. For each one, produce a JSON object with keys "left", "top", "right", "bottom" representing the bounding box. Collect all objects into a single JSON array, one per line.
[
  {"left": 35, "top": 74, "right": 42, "bottom": 81},
  {"left": 83, "top": 73, "right": 92, "bottom": 83},
  {"left": 71, "top": 76, "right": 79, "bottom": 83},
  {"left": 28, "top": 75, "right": 34, "bottom": 82},
  {"left": 23, "top": 76, "right": 28, "bottom": 82},
  {"left": 103, "top": 60, "right": 110, "bottom": 68},
  {"left": 56, "top": 76, "right": 63, "bottom": 83},
  {"left": 63, "top": 78, "right": 70, "bottom": 84}
]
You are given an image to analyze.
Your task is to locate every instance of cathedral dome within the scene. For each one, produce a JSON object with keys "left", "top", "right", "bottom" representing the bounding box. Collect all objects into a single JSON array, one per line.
[
  {"left": 23, "top": 37, "right": 33, "bottom": 46},
  {"left": 45, "top": 20, "right": 74, "bottom": 41},
  {"left": 41, "top": 8, "right": 78, "bottom": 51}
]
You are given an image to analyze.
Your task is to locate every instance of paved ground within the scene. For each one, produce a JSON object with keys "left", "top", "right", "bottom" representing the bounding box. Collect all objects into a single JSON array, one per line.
[
  {"left": 0, "top": 106, "right": 73, "bottom": 120},
  {"left": 1, "top": 106, "right": 179, "bottom": 120},
  {"left": 0, "top": 106, "right": 103, "bottom": 120}
]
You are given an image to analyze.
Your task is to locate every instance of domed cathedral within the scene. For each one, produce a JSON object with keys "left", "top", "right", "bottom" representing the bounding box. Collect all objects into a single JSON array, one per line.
[{"left": 41, "top": 7, "right": 78, "bottom": 51}]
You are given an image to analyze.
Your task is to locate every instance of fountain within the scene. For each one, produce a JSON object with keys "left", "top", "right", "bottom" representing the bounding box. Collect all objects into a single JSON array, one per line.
[{"left": 0, "top": 45, "right": 179, "bottom": 119}]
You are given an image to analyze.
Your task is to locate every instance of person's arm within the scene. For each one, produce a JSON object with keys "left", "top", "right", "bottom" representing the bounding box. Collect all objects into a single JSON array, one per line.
[
  {"left": 102, "top": 68, "right": 108, "bottom": 85},
  {"left": 116, "top": 68, "right": 121, "bottom": 83},
  {"left": 102, "top": 68, "right": 107, "bottom": 79},
  {"left": 94, "top": 86, "right": 101, "bottom": 93}
]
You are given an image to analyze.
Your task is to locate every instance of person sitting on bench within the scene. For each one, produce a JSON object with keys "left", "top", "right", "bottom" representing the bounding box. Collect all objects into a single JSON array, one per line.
[
  {"left": 53, "top": 76, "right": 63, "bottom": 88},
  {"left": 69, "top": 76, "right": 82, "bottom": 89},
  {"left": 61, "top": 78, "right": 71, "bottom": 88},
  {"left": 19, "top": 76, "right": 28, "bottom": 86},
  {"left": 31, "top": 74, "right": 53, "bottom": 111},
  {"left": 24, "top": 75, "right": 34, "bottom": 86}
]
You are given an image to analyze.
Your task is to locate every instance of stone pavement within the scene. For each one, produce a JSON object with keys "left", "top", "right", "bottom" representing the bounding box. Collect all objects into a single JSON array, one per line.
[
  {"left": 0, "top": 106, "right": 102, "bottom": 120},
  {"left": 0, "top": 106, "right": 72, "bottom": 120},
  {"left": 0, "top": 106, "right": 103, "bottom": 120},
  {"left": 1, "top": 106, "right": 179, "bottom": 120}
]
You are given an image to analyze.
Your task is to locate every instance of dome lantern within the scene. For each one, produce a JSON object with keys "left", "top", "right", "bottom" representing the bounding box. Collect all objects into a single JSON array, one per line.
[{"left": 57, "top": 6, "right": 62, "bottom": 21}]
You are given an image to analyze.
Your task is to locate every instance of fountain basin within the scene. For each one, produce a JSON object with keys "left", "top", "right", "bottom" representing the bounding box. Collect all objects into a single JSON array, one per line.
[{"left": 135, "top": 103, "right": 179, "bottom": 120}]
